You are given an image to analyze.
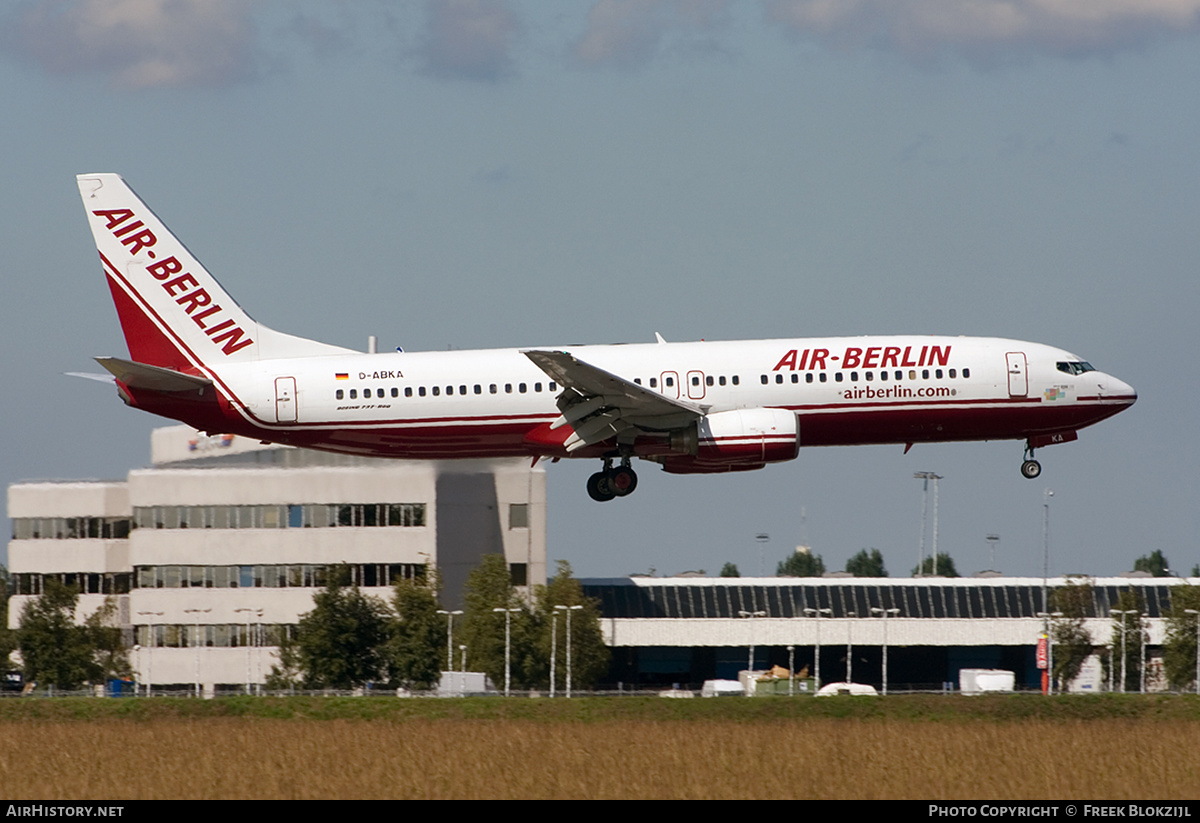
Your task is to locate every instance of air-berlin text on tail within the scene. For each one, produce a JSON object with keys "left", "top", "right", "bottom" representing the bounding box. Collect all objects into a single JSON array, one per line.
[
  {"left": 773, "top": 345, "right": 952, "bottom": 372},
  {"left": 92, "top": 208, "right": 254, "bottom": 356}
]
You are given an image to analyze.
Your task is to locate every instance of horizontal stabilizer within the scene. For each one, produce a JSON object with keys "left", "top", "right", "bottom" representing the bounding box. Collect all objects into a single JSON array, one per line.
[{"left": 95, "top": 357, "right": 213, "bottom": 393}]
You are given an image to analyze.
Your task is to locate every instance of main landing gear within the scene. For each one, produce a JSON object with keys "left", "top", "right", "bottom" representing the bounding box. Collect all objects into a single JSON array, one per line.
[
  {"left": 587, "top": 458, "right": 639, "bottom": 502},
  {"left": 1021, "top": 442, "right": 1041, "bottom": 479}
]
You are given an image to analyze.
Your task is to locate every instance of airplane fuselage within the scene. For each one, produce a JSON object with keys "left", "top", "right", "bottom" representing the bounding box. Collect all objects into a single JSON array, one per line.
[{"left": 125, "top": 335, "right": 1135, "bottom": 464}]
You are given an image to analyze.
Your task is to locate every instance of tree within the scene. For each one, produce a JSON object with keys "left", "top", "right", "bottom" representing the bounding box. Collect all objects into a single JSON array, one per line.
[
  {"left": 1133, "top": 550, "right": 1171, "bottom": 577},
  {"left": 0, "top": 566, "right": 15, "bottom": 673},
  {"left": 535, "top": 561, "right": 609, "bottom": 692},
  {"left": 777, "top": 548, "right": 825, "bottom": 577},
  {"left": 912, "top": 553, "right": 959, "bottom": 577},
  {"left": 461, "top": 554, "right": 532, "bottom": 688},
  {"left": 1162, "top": 584, "right": 1200, "bottom": 691},
  {"left": 17, "top": 579, "right": 107, "bottom": 690},
  {"left": 719, "top": 563, "right": 741, "bottom": 578},
  {"left": 1108, "top": 590, "right": 1148, "bottom": 692},
  {"left": 292, "top": 569, "right": 393, "bottom": 689},
  {"left": 389, "top": 575, "right": 446, "bottom": 691},
  {"left": 1049, "top": 581, "right": 1094, "bottom": 690},
  {"left": 84, "top": 596, "right": 130, "bottom": 683},
  {"left": 846, "top": 549, "right": 887, "bottom": 577}
]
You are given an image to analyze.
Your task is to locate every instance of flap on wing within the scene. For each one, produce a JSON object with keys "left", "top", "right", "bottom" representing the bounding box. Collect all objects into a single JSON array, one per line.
[
  {"left": 95, "top": 356, "right": 213, "bottom": 393},
  {"left": 523, "top": 350, "right": 705, "bottom": 451}
]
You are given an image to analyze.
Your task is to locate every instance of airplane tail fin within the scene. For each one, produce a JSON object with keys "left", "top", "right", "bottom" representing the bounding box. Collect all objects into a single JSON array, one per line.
[{"left": 77, "top": 173, "right": 352, "bottom": 373}]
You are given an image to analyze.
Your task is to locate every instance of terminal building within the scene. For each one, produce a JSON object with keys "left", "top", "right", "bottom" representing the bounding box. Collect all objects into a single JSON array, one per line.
[
  {"left": 582, "top": 574, "right": 1185, "bottom": 691},
  {"left": 7, "top": 425, "right": 547, "bottom": 692}
]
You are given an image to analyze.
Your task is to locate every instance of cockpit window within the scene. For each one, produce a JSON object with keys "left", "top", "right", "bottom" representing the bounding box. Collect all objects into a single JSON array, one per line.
[{"left": 1056, "top": 361, "right": 1095, "bottom": 376}]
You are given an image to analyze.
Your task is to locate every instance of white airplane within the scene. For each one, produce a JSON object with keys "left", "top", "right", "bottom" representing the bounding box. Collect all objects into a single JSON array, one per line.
[{"left": 77, "top": 173, "right": 1137, "bottom": 501}]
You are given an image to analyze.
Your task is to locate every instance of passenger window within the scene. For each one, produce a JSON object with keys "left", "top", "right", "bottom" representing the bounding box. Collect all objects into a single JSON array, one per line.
[
  {"left": 650, "top": 378, "right": 657, "bottom": 388},
  {"left": 391, "top": 388, "right": 399, "bottom": 397},
  {"left": 519, "top": 383, "right": 527, "bottom": 393},
  {"left": 819, "top": 373, "right": 827, "bottom": 383},
  {"left": 865, "top": 371, "right": 873, "bottom": 381},
  {"left": 732, "top": 376, "right": 739, "bottom": 385},
  {"left": 550, "top": 382, "right": 556, "bottom": 391},
  {"left": 432, "top": 386, "right": 440, "bottom": 396},
  {"left": 405, "top": 387, "right": 412, "bottom": 397},
  {"left": 634, "top": 378, "right": 641, "bottom": 385},
  {"left": 935, "top": 369, "right": 943, "bottom": 379},
  {"left": 419, "top": 387, "right": 426, "bottom": 397},
  {"left": 761, "top": 375, "right": 768, "bottom": 385},
  {"left": 718, "top": 376, "right": 726, "bottom": 386},
  {"left": 665, "top": 377, "right": 674, "bottom": 387},
  {"left": 692, "top": 376, "right": 700, "bottom": 386},
  {"left": 505, "top": 384, "right": 512, "bottom": 393},
  {"left": 850, "top": 371, "right": 858, "bottom": 382},
  {"left": 879, "top": 371, "right": 887, "bottom": 381},
  {"left": 459, "top": 385, "right": 466, "bottom": 395},
  {"left": 446, "top": 386, "right": 453, "bottom": 395},
  {"left": 835, "top": 373, "right": 843, "bottom": 382},
  {"left": 490, "top": 384, "right": 497, "bottom": 394},
  {"left": 336, "top": 389, "right": 344, "bottom": 400},
  {"left": 922, "top": 370, "right": 929, "bottom": 379},
  {"left": 775, "top": 374, "right": 783, "bottom": 384},
  {"left": 963, "top": 368, "right": 971, "bottom": 378},
  {"left": 706, "top": 376, "right": 714, "bottom": 386},
  {"left": 474, "top": 385, "right": 482, "bottom": 394},
  {"left": 350, "top": 389, "right": 357, "bottom": 399},
  {"left": 535, "top": 382, "right": 542, "bottom": 392},
  {"left": 806, "top": 373, "right": 813, "bottom": 384},
  {"left": 949, "top": 369, "right": 956, "bottom": 378},
  {"left": 791, "top": 373, "right": 798, "bottom": 383}
]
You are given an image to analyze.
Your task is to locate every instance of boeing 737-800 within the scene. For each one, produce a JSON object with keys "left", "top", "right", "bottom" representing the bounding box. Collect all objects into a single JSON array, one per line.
[{"left": 77, "top": 174, "right": 1136, "bottom": 501}]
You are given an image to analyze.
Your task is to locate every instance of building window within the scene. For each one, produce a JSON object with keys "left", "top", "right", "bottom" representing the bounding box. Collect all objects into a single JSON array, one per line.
[{"left": 509, "top": 503, "right": 529, "bottom": 529}]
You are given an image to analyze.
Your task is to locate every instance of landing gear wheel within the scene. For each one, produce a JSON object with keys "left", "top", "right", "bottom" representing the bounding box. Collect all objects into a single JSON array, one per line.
[
  {"left": 609, "top": 465, "right": 638, "bottom": 497},
  {"left": 587, "top": 471, "right": 616, "bottom": 502},
  {"left": 1021, "top": 459, "right": 1042, "bottom": 479}
]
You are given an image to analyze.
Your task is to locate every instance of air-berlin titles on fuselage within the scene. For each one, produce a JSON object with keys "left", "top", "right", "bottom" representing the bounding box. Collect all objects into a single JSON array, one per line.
[
  {"left": 91, "top": 208, "right": 254, "bottom": 356},
  {"left": 773, "top": 345, "right": 951, "bottom": 372}
]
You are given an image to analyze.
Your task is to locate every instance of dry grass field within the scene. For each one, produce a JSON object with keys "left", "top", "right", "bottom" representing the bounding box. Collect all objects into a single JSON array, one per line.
[{"left": 1, "top": 696, "right": 1197, "bottom": 799}]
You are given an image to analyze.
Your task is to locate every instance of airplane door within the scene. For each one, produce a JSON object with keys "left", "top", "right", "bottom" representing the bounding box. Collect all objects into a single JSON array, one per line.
[
  {"left": 660, "top": 371, "right": 679, "bottom": 399},
  {"left": 275, "top": 376, "right": 297, "bottom": 423},
  {"left": 1005, "top": 353, "right": 1028, "bottom": 397},
  {"left": 687, "top": 370, "right": 706, "bottom": 400}
]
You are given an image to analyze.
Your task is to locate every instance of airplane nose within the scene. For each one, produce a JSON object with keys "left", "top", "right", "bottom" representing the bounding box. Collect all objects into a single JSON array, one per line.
[{"left": 1104, "top": 375, "right": 1137, "bottom": 405}]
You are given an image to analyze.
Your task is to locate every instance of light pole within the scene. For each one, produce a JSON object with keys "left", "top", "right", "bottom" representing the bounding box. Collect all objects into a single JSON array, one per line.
[
  {"left": 739, "top": 610, "right": 767, "bottom": 674},
  {"left": 555, "top": 605, "right": 583, "bottom": 697},
  {"left": 986, "top": 534, "right": 1000, "bottom": 572},
  {"left": 459, "top": 645, "right": 467, "bottom": 696},
  {"left": 137, "top": 610, "right": 163, "bottom": 697},
  {"left": 1111, "top": 609, "right": 1136, "bottom": 693},
  {"left": 549, "top": 609, "right": 558, "bottom": 697},
  {"left": 436, "top": 609, "right": 462, "bottom": 676},
  {"left": 846, "top": 611, "right": 857, "bottom": 685},
  {"left": 871, "top": 607, "right": 900, "bottom": 695},
  {"left": 184, "top": 607, "right": 211, "bottom": 698},
  {"left": 1186, "top": 609, "right": 1200, "bottom": 695},
  {"left": 787, "top": 645, "right": 795, "bottom": 696},
  {"left": 493, "top": 606, "right": 520, "bottom": 696},
  {"left": 914, "top": 472, "right": 942, "bottom": 576},
  {"left": 234, "top": 607, "right": 262, "bottom": 695},
  {"left": 804, "top": 607, "right": 830, "bottom": 689},
  {"left": 755, "top": 533, "right": 770, "bottom": 577}
]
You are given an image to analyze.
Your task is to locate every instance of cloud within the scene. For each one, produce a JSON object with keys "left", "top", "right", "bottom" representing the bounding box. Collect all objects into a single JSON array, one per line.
[
  {"left": 417, "top": 0, "right": 518, "bottom": 81},
  {"left": 764, "top": 0, "right": 1200, "bottom": 63},
  {"left": 2, "top": 0, "right": 260, "bottom": 89},
  {"left": 572, "top": 0, "right": 731, "bottom": 68}
]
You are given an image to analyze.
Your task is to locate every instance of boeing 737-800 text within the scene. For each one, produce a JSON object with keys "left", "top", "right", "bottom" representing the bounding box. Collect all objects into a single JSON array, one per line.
[{"left": 77, "top": 174, "right": 1136, "bottom": 501}]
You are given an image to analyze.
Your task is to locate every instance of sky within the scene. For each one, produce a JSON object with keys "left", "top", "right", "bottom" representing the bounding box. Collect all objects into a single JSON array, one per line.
[{"left": 2, "top": 0, "right": 1198, "bottom": 580}]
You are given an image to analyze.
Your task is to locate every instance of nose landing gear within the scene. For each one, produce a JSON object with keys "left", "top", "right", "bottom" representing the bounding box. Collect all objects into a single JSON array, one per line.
[{"left": 586, "top": 458, "right": 639, "bottom": 502}]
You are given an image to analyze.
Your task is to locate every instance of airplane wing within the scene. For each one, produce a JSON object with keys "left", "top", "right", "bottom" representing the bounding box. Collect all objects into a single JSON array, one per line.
[
  {"left": 95, "top": 357, "right": 214, "bottom": 393},
  {"left": 523, "top": 350, "right": 705, "bottom": 452}
]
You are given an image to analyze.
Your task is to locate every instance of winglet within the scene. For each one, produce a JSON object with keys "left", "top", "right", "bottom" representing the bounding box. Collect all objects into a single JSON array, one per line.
[{"left": 655, "top": 332, "right": 667, "bottom": 344}]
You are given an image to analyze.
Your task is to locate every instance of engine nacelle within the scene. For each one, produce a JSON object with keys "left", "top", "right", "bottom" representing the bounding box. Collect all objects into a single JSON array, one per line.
[{"left": 655, "top": 407, "right": 799, "bottom": 474}]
